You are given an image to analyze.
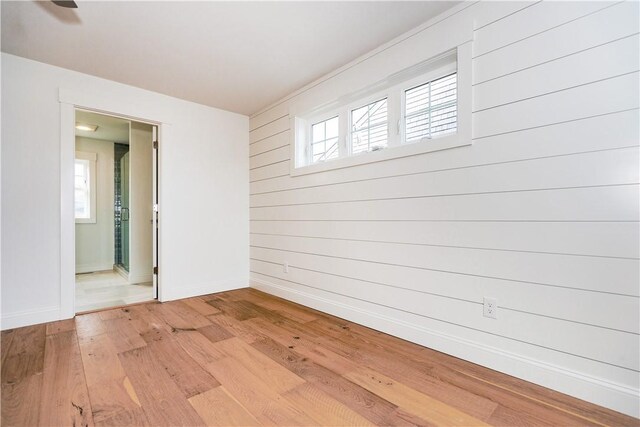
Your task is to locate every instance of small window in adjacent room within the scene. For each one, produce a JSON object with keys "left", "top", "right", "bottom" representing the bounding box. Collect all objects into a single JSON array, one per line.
[
  {"left": 404, "top": 73, "right": 457, "bottom": 143},
  {"left": 75, "top": 152, "right": 97, "bottom": 223},
  {"left": 311, "top": 116, "right": 339, "bottom": 163},
  {"left": 351, "top": 98, "right": 388, "bottom": 155},
  {"left": 74, "top": 159, "right": 90, "bottom": 218}
]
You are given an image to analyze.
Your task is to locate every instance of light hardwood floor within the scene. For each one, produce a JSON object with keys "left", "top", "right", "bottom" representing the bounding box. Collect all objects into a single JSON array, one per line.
[
  {"left": 1, "top": 288, "right": 637, "bottom": 426},
  {"left": 76, "top": 270, "right": 154, "bottom": 313}
]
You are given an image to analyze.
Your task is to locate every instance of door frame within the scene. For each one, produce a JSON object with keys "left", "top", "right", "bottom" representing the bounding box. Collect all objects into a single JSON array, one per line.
[{"left": 59, "top": 88, "right": 165, "bottom": 318}]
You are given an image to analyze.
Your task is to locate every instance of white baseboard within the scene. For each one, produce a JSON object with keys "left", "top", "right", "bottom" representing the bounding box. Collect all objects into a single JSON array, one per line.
[
  {"left": 128, "top": 274, "right": 153, "bottom": 285},
  {"left": 160, "top": 278, "right": 249, "bottom": 302},
  {"left": 251, "top": 278, "right": 640, "bottom": 418},
  {"left": 75, "top": 262, "right": 113, "bottom": 274},
  {"left": 113, "top": 266, "right": 152, "bottom": 285},
  {"left": 0, "top": 306, "right": 62, "bottom": 330}
]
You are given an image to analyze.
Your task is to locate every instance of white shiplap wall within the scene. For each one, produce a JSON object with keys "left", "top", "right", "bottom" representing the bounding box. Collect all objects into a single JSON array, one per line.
[{"left": 248, "top": 1, "right": 640, "bottom": 417}]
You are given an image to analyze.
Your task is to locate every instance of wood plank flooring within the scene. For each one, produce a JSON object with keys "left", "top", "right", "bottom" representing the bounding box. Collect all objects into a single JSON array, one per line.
[{"left": 1, "top": 288, "right": 638, "bottom": 426}]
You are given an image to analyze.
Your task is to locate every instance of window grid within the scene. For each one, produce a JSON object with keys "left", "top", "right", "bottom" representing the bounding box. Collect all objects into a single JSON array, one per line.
[
  {"left": 311, "top": 116, "right": 339, "bottom": 163},
  {"left": 351, "top": 98, "right": 388, "bottom": 155},
  {"left": 405, "top": 73, "right": 457, "bottom": 143}
]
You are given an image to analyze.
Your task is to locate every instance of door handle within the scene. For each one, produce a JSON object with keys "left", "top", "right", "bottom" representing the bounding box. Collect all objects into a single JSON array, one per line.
[{"left": 122, "top": 207, "right": 129, "bottom": 221}]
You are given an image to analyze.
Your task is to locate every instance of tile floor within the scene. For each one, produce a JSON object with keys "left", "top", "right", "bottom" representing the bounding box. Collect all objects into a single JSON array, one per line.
[{"left": 75, "top": 269, "right": 154, "bottom": 313}]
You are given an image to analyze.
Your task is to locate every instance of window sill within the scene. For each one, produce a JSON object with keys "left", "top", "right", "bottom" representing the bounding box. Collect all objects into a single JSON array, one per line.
[
  {"left": 75, "top": 218, "right": 97, "bottom": 224},
  {"left": 290, "top": 133, "right": 470, "bottom": 177}
]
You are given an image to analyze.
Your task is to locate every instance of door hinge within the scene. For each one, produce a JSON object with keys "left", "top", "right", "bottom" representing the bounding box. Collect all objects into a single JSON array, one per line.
[
  {"left": 153, "top": 140, "right": 158, "bottom": 149},
  {"left": 153, "top": 266, "right": 158, "bottom": 275}
]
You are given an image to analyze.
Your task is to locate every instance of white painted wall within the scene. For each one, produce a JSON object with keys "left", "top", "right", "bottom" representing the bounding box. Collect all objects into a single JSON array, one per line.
[
  {"left": 248, "top": 1, "right": 640, "bottom": 417},
  {"left": 128, "top": 122, "right": 153, "bottom": 284},
  {"left": 75, "top": 137, "right": 115, "bottom": 273},
  {"left": 1, "top": 53, "right": 249, "bottom": 328}
]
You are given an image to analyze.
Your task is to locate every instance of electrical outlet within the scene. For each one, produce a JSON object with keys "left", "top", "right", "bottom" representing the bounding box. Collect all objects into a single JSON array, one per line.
[
  {"left": 283, "top": 262, "right": 289, "bottom": 273},
  {"left": 483, "top": 297, "right": 497, "bottom": 319}
]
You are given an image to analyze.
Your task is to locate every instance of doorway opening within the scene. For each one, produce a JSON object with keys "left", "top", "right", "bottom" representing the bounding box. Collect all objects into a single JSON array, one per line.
[{"left": 74, "top": 109, "right": 158, "bottom": 313}]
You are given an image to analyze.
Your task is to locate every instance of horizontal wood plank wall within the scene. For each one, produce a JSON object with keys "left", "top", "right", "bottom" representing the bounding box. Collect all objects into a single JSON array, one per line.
[{"left": 248, "top": 0, "right": 640, "bottom": 417}]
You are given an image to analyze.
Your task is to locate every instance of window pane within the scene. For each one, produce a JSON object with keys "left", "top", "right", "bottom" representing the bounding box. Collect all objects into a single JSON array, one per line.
[
  {"left": 312, "top": 122, "right": 325, "bottom": 142},
  {"left": 310, "top": 116, "right": 339, "bottom": 163},
  {"left": 325, "top": 116, "right": 339, "bottom": 139},
  {"left": 405, "top": 73, "right": 457, "bottom": 143},
  {"left": 325, "top": 137, "right": 339, "bottom": 160},
  {"left": 351, "top": 98, "right": 388, "bottom": 155},
  {"left": 74, "top": 159, "right": 90, "bottom": 219}
]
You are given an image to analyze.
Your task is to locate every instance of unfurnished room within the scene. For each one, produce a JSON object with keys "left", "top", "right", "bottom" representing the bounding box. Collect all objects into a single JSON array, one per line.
[{"left": 0, "top": 1, "right": 639, "bottom": 426}]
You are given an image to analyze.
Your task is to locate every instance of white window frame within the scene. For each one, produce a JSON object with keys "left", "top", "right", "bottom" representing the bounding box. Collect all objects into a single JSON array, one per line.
[
  {"left": 401, "top": 71, "right": 458, "bottom": 145},
  {"left": 74, "top": 151, "right": 97, "bottom": 224},
  {"left": 311, "top": 117, "right": 339, "bottom": 162},
  {"left": 347, "top": 94, "right": 392, "bottom": 156},
  {"left": 307, "top": 113, "right": 343, "bottom": 163},
  {"left": 291, "top": 43, "right": 471, "bottom": 177}
]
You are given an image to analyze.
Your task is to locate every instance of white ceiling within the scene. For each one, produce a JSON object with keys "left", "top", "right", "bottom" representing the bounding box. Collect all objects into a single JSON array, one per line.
[
  {"left": 76, "top": 110, "right": 130, "bottom": 143},
  {"left": 1, "top": 1, "right": 458, "bottom": 116}
]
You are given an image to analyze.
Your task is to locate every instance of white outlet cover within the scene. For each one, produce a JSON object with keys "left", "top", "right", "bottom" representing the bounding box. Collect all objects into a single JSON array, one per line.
[
  {"left": 283, "top": 262, "right": 289, "bottom": 273},
  {"left": 483, "top": 297, "right": 497, "bottom": 319}
]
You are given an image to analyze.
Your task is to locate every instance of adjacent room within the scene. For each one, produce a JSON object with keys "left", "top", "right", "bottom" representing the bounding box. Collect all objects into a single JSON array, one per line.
[
  {"left": 1, "top": 1, "right": 639, "bottom": 426},
  {"left": 74, "top": 110, "right": 156, "bottom": 313}
]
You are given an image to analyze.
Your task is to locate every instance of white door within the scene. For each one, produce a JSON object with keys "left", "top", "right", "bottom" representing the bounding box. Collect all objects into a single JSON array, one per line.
[{"left": 152, "top": 125, "right": 159, "bottom": 299}]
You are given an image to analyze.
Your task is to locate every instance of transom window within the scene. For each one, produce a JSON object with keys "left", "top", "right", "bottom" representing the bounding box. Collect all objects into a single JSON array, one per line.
[
  {"left": 293, "top": 49, "right": 469, "bottom": 172},
  {"left": 405, "top": 73, "right": 457, "bottom": 143},
  {"left": 351, "top": 98, "right": 388, "bottom": 155},
  {"left": 311, "top": 116, "right": 339, "bottom": 163}
]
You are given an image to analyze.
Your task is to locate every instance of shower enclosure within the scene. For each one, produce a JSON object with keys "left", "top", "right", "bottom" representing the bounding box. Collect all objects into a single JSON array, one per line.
[
  {"left": 120, "top": 152, "right": 130, "bottom": 271},
  {"left": 114, "top": 144, "right": 130, "bottom": 272}
]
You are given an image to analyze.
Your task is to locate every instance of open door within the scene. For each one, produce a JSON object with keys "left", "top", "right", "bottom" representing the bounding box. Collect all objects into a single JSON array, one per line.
[
  {"left": 70, "top": 108, "right": 160, "bottom": 315},
  {"left": 152, "top": 125, "right": 159, "bottom": 299},
  {"left": 121, "top": 152, "right": 131, "bottom": 271}
]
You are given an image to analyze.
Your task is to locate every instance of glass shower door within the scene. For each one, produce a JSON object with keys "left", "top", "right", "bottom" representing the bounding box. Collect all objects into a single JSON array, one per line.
[{"left": 120, "top": 152, "right": 130, "bottom": 271}]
